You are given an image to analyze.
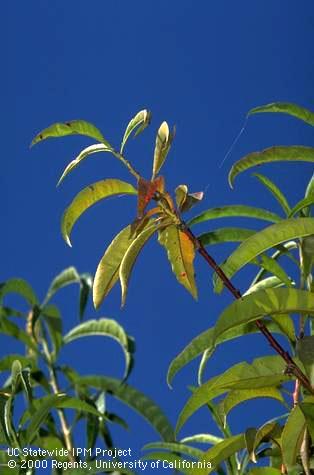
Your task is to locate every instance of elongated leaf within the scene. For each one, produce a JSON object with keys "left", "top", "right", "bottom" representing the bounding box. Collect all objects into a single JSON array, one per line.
[
  {"left": 79, "top": 273, "right": 93, "bottom": 320},
  {"left": 213, "top": 288, "right": 314, "bottom": 343},
  {"left": 0, "top": 278, "right": 38, "bottom": 306},
  {"left": 31, "top": 120, "right": 109, "bottom": 146},
  {"left": 73, "top": 375, "right": 175, "bottom": 441},
  {"left": 120, "top": 109, "right": 151, "bottom": 153},
  {"left": 245, "top": 276, "right": 283, "bottom": 295},
  {"left": 296, "top": 336, "right": 314, "bottom": 384},
  {"left": 62, "top": 179, "right": 137, "bottom": 246},
  {"left": 253, "top": 253, "right": 293, "bottom": 288},
  {"left": 43, "top": 267, "right": 80, "bottom": 305},
  {"left": 57, "top": 144, "right": 113, "bottom": 186},
  {"left": 63, "top": 319, "right": 134, "bottom": 379},
  {"left": 199, "top": 228, "right": 255, "bottom": 246},
  {"left": 299, "top": 396, "right": 314, "bottom": 441},
  {"left": 0, "top": 318, "right": 38, "bottom": 353},
  {"left": 229, "top": 146, "right": 314, "bottom": 188},
  {"left": 167, "top": 317, "right": 293, "bottom": 388},
  {"left": 176, "top": 355, "right": 288, "bottom": 433},
  {"left": 93, "top": 225, "right": 134, "bottom": 309},
  {"left": 159, "top": 224, "right": 197, "bottom": 299},
  {"left": 143, "top": 441, "right": 204, "bottom": 460},
  {"left": 152, "top": 121, "right": 174, "bottom": 179},
  {"left": 253, "top": 173, "right": 290, "bottom": 215},
  {"left": 214, "top": 218, "right": 314, "bottom": 293},
  {"left": 248, "top": 102, "right": 314, "bottom": 127},
  {"left": 180, "top": 434, "right": 223, "bottom": 445},
  {"left": 281, "top": 405, "right": 306, "bottom": 471},
  {"left": 42, "top": 304, "right": 63, "bottom": 359},
  {"left": 119, "top": 222, "right": 161, "bottom": 306},
  {"left": 0, "top": 355, "right": 35, "bottom": 372},
  {"left": 251, "top": 421, "right": 283, "bottom": 461},
  {"left": 190, "top": 434, "right": 245, "bottom": 475},
  {"left": 188, "top": 205, "right": 281, "bottom": 227},
  {"left": 288, "top": 195, "right": 314, "bottom": 218}
]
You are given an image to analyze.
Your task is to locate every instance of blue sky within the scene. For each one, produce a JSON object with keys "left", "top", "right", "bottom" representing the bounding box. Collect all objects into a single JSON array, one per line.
[{"left": 2, "top": 1, "right": 314, "bottom": 473}]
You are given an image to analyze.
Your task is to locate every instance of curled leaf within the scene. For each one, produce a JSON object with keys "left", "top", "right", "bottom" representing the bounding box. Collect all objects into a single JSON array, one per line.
[
  {"left": 152, "top": 122, "right": 175, "bottom": 179},
  {"left": 120, "top": 109, "right": 151, "bottom": 153}
]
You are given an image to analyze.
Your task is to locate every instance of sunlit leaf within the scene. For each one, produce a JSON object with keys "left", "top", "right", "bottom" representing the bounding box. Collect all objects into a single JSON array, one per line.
[
  {"left": 175, "top": 185, "right": 203, "bottom": 213},
  {"left": 137, "top": 177, "right": 164, "bottom": 218},
  {"left": 281, "top": 405, "right": 306, "bottom": 471},
  {"left": 0, "top": 278, "right": 38, "bottom": 307},
  {"left": 63, "top": 319, "right": 134, "bottom": 379},
  {"left": 143, "top": 441, "right": 204, "bottom": 460},
  {"left": 214, "top": 218, "right": 314, "bottom": 293},
  {"left": 251, "top": 421, "right": 283, "bottom": 462},
  {"left": 252, "top": 253, "right": 293, "bottom": 288},
  {"left": 199, "top": 228, "right": 255, "bottom": 246},
  {"left": 248, "top": 102, "right": 314, "bottom": 127},
  {"left": 120, "top": 109, "right": 151, "bottom": 153},
  {"left": 213, "top": 288, "right": 314, "bottom": 343},
  {"left": 152, "top": 121, "right": 174, "bottom": 179},
  {"left": 61, "top": 179, "right": 137, "bottom": 246},
  {"left": 288, "top": 196, "right": 314, "bottom": 218},
  {"left": 228, "top": 146, "right": 314, "bottom": 188},
  {"left": 180, "top": 434, "right": 223, "bottom": 445},
  {"left": 31, "top": 120, "right": 110, "bottom": 147},
  {"left": 43, "top": 267, "right": 80, "bottom": 305},
  {"left": 253, "top": 173, "right": 290, "bottom": 215},
  {"left": 142, "top": 452, "right": 190, "bottom": 474},
  {"left": 71, "top": 375, "right": 175, "bottom": 441},
  {"left": 188, "top": 205, "right": 281, "bottom": 227},
  {"left": 299, "top": 396, "right": 314, "bottom": 441},
  {"left": 57, "top": 144, "right": 113, "bottom": 186},
  {"left": 93, "top": 225, "right": 134, "bottom": 309},
  {"left": 244, "top": 276, "right": 284, "bottom": 295},
  {"left": 176, "top": 355, "right": 288, "bottom": 433},
  {"left": 159, "top": 224, "right": 197, "bottom": 299},
  {"left": 119, "top": 222, "right": 162, "bottom": 307}
]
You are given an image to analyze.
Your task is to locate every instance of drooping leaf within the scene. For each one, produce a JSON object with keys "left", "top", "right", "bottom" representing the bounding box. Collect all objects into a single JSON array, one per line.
[
  {"left": 120, "top": 109, "right": 151, "bottom": 153},
  {"left": 252, "top": 253, "right": 293, "bottom": 288},
  {"left": 188, "top": 205, "right": 281, "bottom": 227},
  {"left": 228, "top": 146, "right": 314, "bottom": 188},
  {"left": 190, "top": 434, "right": 245, "bottom": 475},
  {"left": 57, "top": 144, "right": 113, "bottom": 186},
  {"left": 93, "top": 225, "right": 135, "bottom": 309},
  {"left": 61, "top": 179, "right": 137, "bottom": 246},
  {"left": 143, "top": 441, "right": 204, "bottom": 460},
  {"left": 176, "top": 356, "right": 288, "bottom": 433},
  {"left": 281, "top": 405, "right": 306, "bottom": 471},
  {"left": 248, "top": 102, "right": 314, "bottom": 127},
  {"left": 31, "top": 120, "right": 110, "bottom": 147},
  {"left": 0, "top": 278, "right": 38, "bottom": 307},
  {"left": 63, "top": 319, "right": 134, "bottom": 379},
  {"left": 119, "top": 222, "right": 162, "bottom": 306},
  {"left": 167, "top": 317, "right": 294, "bottom": 388},
  {"left": 71, "top": 375, "right": 175, "bottom": 442},
  {"left": 152, "top": 121, "right": 174, "bottom": 179},
  {"left": 253, "top": 173, "right": 290, "bottom": 215},
  {"left": 43, "top": 267, "right": 80, "bottom": 305},
  {"left": 159, "top": 224, "right": 197, "bottom": 299},
  {"left": 214, "top": 218, "right": 314, "bottom": 293},
  {"left": 199, "top": 228, "right": 255, "bottom": 246},
  {"left": 213, "top": 288, "right": 314, "bottom": 343}
]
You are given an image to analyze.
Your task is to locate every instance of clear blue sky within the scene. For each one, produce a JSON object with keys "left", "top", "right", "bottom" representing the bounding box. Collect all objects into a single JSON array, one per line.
[{"left": 2, "top": 1, "right": 314, "bottom": 473}]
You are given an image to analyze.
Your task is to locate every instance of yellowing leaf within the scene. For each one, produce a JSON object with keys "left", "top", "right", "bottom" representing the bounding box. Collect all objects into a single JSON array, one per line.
[
  {"left": 159, "top": 225, "right": 197, "bottom": 299},
  {"left": 152, "top": 121, "right": 174, "bottom": 179},
  {"left": 31, "top": 120, "right": 110, "bottom": 147},
  {"left": 93, "top": 225, "right": 134, "bottom": 309},
  {"left": 61, "top": 179, "right": 137, "bottom": 246},
  {"left": 120, "top": 109, "right": 151, "bottom": 153},
  {"left": 119, "top": 222, "right": 161, "bottom": 307},
  {"left": 57, "top": 144, "right": 113, "bottom": 186}
]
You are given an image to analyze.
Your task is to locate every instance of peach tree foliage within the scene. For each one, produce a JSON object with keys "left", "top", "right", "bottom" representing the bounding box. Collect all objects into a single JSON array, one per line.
[{"left": 5, "top": 101, "right": 314, "bottom": 474}]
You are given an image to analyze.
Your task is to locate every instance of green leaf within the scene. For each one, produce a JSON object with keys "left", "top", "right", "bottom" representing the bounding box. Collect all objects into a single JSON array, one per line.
[
  {"left": 213, "top": 288, "right": 314, "bottom": 344},
  {"left": 142, "top": 452, "right": 190, "bottom": 474},
  {"left": 159, "top": 224, "right": 197, "bottom": 299},
  {"left": 79, "top": 273, "right": 93, "bottom": 321},
  {"left": 180, "top": 434, "right": 223, "bottom": 445},
  {"left": 120, "top": 109, "right": 151, "bottom": 153},
  {"left": 0, "top": 355, "right": 35, "bottom": 372},
  {"left": 228, "top": 146, "right": 314, "bottom": 188},
  {"left": 152, "top": 121, "right": 174, "bottom": 179},
  {"left": 288, "top": 196, "right": 314, "bottom": 218},
  {"left": 0, "top": 318, "right": 38, "bottom": 353},
  {"left": 188, "top": 205, "right": 281, "bottom": 227},
  {"left": 244, "top": 276, "right": 284, "bottom": 295},
  {"left": 73, "top": 375, "right": 175, "bottom": 441},
  {"left": 43, "top": 267, "right": 80, "bottom": 305},
  {"left": 42, "top": 304, "right": 63, "bottom": 359},
  {"left": 93, "top": 225, "right": 134, "bottom": 309},
  {"left": 248, "top": 468, "right": 282, "bottom": 475},
  {"left": 214, "top": 218, "right": 314, "bottom": 293},
  {"left": 252, "top": 253, "right": 293, "bottom": 288},
  {"left": 190, "top": 434, "right": 245, "bottom": 475},
  {"left": 119, "top": 222, "right": 161, "bottom": 306},
  {"left": 176, "top": 355, "right": 288, "bottom": 434},
  {"left": 0, "top": 278, "right": 38, "bottom": 306},
  {"left": 61, "top": 179, "right": 137, "bottom": 246},
  {"left": 63, "top": 319, "right": 134, "bottom": 379},
  {"left": 296, "top": 336, "right": 314, "bottom": 385},
  {"left": 251, "top": 420, "right": 283, "bottom": 461},
  {"left": 199, "top": 228, "right": 255, "bottom": 246},
  {"left": 57, "top": 144, "right": 113, "bottom": 186},
  {"left": 143, "top": 441, "right": 204, "bottom": 460},
  {"left": 0, "top": 394, "right": 11, "bottom": 445},
  {"left": 299, "top": 396, "right": 314, "bottom": 441},
  {"left": 167, "top": 317, "right": 294, "bottom": 388},
  {"left": 31, "top": 120, "right": 110, "bottom": 147},
  {"left": 175, "top": 185, "right": 204, "bottom": 213},
  {"left": 253, "top": 173, "right": 290, "bottom": 215},
  {"left": 248, "top": 102, "right": 314, "bottom": 127},
  {"left": 281, "top": 405, "right": 306, "bottom": 471}
]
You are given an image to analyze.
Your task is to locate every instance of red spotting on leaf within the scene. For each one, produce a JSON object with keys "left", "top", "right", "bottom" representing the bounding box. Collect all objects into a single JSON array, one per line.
[{"left": 137, "top": 177, "right": 165, "bottom": 218}]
